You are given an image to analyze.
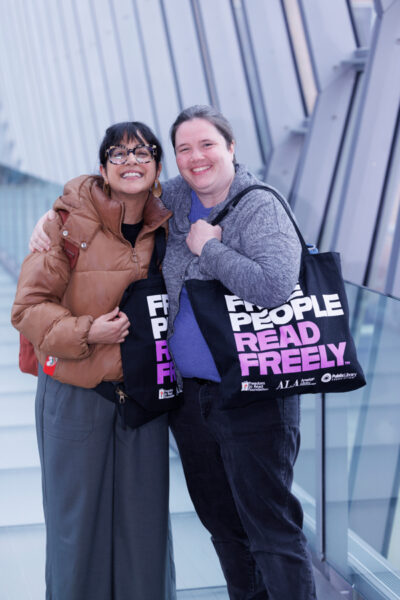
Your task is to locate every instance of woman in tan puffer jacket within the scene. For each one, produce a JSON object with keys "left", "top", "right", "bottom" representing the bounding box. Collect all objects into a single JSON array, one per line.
[{"left": 11, "top": 122, "right": 176, "bottom": 600}]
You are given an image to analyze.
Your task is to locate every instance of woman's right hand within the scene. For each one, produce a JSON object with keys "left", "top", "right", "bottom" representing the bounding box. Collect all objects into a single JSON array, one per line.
[
  {"left": 29, "top": 209, "right": 57, "bottom": 252},
  {"left": 87, "top": 307, "right": 130, "bottom": 345}
]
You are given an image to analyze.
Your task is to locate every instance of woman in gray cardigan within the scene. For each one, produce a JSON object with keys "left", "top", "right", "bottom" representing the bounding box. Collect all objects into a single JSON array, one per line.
[
  {"left": 30, "top": 105, "right": 316, "bottom": 600},
  {"left": 162, "top": 105, "right": 316, "bottom": 600}
]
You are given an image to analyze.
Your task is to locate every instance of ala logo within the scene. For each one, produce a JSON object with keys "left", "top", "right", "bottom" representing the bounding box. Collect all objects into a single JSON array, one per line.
[
  {"left": 241, "top": 381, "right": 249, "bottom": 391},
  {"left": 276, "top": 379, "right": 300, "bottom": 390},
  {"left": 321, "top": 373, "right": 332, "bottom": 383},
  {"left": 276, "top": 377, "right": 317, "bottom": 390}
]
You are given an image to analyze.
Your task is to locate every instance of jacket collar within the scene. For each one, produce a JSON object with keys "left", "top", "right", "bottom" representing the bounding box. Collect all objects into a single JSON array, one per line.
[
  {"left": 56, "top": 175, "right": 172, "bottom": 246},
  {"left": 90, "top": 176, "right": 172, "bottom": 234}
]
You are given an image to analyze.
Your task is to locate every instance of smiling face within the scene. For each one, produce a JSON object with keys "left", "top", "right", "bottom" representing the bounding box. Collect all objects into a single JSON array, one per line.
[
  {"left": 100, "top": 135, "right": 161, "bottom": 203},
  {"left": 174, "top": 118, "right": 235, "bottom": 202}
]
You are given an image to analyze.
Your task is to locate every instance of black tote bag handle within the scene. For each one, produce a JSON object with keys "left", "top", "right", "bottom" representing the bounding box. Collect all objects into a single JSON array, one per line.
[{"left": 211, "top": 184, "right": 309, "bottom": 255}]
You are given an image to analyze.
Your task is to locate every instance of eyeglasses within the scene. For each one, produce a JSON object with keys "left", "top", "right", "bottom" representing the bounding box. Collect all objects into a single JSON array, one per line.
[{"left": 106, "top": 144, "right": 157, "bottom": 165}]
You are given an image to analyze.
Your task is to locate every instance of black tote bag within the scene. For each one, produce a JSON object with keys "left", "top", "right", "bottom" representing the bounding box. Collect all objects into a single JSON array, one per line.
[
  {"left": 186, "top": 185, "right": 366, "bottom": 409},
  {"left": 119, "top": 273, "right": 180, "bottom": 412},
  {"left": 95, "top": 229, "right": 182, "bottom": 428}
]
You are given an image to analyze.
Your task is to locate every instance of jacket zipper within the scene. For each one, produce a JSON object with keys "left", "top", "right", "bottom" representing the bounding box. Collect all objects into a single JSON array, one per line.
[{"left": 131, "top": 247, "right": 140, "bottom": 278}]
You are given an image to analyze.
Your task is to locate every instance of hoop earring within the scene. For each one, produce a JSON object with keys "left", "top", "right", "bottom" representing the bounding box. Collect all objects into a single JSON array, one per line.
[
  {"left": 151, "top": 178, "right": 162, "bottom": 198},
  {"left": 103, "top": 181, "right": 111, "bottom": 197}
]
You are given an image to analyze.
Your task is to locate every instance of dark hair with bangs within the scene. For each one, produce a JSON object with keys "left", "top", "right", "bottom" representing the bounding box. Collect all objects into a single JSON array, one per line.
[{"left": 99, "top": 121, "right": 163, "bottom": 168}]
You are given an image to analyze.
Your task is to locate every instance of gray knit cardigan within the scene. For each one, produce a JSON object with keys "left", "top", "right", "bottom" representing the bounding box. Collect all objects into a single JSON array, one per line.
[{"left": 161, "top": 164, "right": 301, "bottom": 338}]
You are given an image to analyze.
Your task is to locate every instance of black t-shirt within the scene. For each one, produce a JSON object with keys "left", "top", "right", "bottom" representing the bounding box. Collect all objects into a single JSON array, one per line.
[{"left": 121, "top": 220, "right": 143, "bottom": 247}]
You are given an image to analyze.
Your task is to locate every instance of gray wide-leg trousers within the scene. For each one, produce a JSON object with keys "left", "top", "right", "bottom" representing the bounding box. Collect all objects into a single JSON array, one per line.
[{"left": 35, "top": 368, "right": 176, "bottom": 600}]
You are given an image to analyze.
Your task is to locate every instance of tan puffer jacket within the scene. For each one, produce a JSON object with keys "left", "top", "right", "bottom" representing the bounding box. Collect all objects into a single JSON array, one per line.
[{"left": 11, "top": 175, "right": 172, "bottom": 388}]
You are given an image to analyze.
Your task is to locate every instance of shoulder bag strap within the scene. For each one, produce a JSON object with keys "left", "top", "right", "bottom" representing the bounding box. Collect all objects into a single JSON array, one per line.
[
  {"left": 211, "top": 184, "right": 308, "bottom": 254},
  {"left": 147, "top": 226, "right": 166, "bottom": 276}
]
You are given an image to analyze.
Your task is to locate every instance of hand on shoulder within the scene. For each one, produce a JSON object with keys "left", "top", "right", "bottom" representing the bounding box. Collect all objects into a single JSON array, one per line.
[{"left": 29, "top": 209, "right": 57, "bottom": 252}]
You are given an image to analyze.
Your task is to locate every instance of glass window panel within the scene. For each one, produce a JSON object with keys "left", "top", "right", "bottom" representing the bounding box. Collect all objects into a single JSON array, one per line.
[
  {"left": 21, "top": 4, "right": 65, "bottom": 182},
  {"left": 325, "top": 283, "right": 400, "bottom": 600},
  {"left": 161, "top": 0, "right": 210, "bottom": 108},
  {"left": 91, "top": 0, "right": 131, "bottom": 122},
  {"left": 196, "top": 0, "right": 263, "bottom": 175},
  {"left": 1, "top": 3, "right": 50, "bottom": 177},
  {"left": 281, "top": 0, "right": 317, "bottom": 115},
  {"left": 319, "top": 73, "right": 364, "bottom": 252},
  {"left": 350, "top": 0, "right": 377, "bottom": 47},
  {"left": 368, "top": 115, "right": 400, "bottom": 295},
  {"left": 55, "top": 1, "right": 99, "bottom": 175},
  {"left": 0, "top": 11, "right": 22, "bottom": 169},
  {"left": 294, "top": 395, "right": 318, "bottom": 550},
  {"left": 44, "top": 1, "right": 93, "bottom": 178},
  {"left": 393, "top": 251, "right": 400, "bottom": 299},
  {"left": 134, "top": 0, "right": 181, "bottom": 178},
  {"left": 108, "top": 0, "right": 155, "bottom": 131},
  {"left": 72, "top": 1, "right": 114, "bottom": 138}
]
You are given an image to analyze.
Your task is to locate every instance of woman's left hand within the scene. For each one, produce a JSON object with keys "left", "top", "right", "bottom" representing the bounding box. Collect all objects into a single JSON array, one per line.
[{"left": 186, "top": 220, "right": 222, "bottom": 256}]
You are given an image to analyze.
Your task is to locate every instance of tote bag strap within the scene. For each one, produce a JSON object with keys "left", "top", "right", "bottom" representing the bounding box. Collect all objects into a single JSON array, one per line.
[
  {"left": 211, "top": 184, "right": 309, "bottom": 255},
  {"left": 147, "top": 226, "right": 166, "bottom": 276}
]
